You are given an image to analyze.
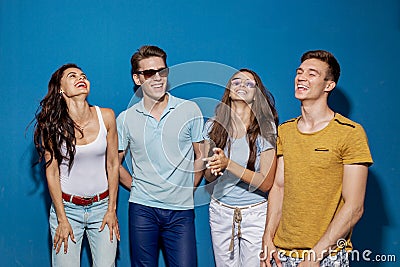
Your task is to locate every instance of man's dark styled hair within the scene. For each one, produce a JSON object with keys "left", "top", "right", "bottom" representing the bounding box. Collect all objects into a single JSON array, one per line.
[
  {"left": 301, "top": 50, "right": 340, "bottom": 83},
  {"left": 130, "top": 45, "right": 167, "bottom": 76}
]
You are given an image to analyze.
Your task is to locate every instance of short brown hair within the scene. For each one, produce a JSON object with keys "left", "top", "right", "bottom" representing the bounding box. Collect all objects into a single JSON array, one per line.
[
  {"left": 130, "top": 45, "right": 167, "bottom": 76},
  {"left": 301, "top": 50, "right": 340, "bottom": 83}
]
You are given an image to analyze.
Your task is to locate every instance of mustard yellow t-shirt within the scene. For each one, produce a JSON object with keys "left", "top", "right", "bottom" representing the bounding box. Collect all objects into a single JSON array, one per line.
[{"left": 274, "top": 113, "right": 373, "bottom": 256}]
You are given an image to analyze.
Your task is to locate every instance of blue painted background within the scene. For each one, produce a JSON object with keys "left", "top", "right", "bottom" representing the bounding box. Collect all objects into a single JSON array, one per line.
[{"left": 1, "top": 0, "right": 399, "bottom": 266}]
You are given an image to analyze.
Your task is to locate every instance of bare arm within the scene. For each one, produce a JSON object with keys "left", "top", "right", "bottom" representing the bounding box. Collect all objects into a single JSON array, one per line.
[
  {"left": 193, "top": 141, "right": 205, "bottom": 187},
  {"left": 261, "top": 156, "right": 284, "bottom": 267},
  {"left": 100, "top": 108, "right": 120, "bottom": 241},
  {"left": 118, "top": 151, "right": 132, "bottom": 190},
  {"left": 204, "top": 147, "right": 277, "bottom": 192},
  {"left": 202, "top": 140, "right": 218, "bottom": 183},
  {"left": 298, "top": 164, "right": 368, "bottom": 266},
  {"left": 45, "top": 150, "right": 76, "bottom": 254}
]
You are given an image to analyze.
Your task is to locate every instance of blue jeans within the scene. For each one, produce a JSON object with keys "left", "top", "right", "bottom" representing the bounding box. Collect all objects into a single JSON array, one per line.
[
  {"left": 129, "top": 202, "right": 197, "bottom": 267},
  {"left": 49, "top": 197, "right": 117, "bottom": 267}
]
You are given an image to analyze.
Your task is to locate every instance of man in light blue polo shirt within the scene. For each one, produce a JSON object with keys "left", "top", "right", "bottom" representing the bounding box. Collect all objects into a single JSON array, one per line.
[{"left": 117, "top": 45, "right": 204, "bottom": 267}]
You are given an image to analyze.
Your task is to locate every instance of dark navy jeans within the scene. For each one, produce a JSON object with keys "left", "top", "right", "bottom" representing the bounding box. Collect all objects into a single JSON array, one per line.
[{"left": 129, "top": 202, "right": 197, "bottom": 267}]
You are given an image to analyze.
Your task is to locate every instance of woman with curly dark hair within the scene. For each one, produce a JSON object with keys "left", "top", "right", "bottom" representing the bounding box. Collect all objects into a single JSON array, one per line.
[
  {"left": 203, "top": 68, "right": 278, "bottom": 267},
  {"left": 34, "top": 63, "right": 120, "bottom": 266}
]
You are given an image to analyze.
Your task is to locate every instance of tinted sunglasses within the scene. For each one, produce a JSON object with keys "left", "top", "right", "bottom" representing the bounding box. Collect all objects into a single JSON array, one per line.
[
  {"left": 230, "top": 78, "right": 257, "bottom": 88},
  {"left": 135, "top": 67, "right": 169, "bottom": 80}
]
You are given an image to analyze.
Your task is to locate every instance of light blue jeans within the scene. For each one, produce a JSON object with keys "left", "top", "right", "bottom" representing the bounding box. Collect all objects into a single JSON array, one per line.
[{"left": 49, "top": 197, "right": 117, "bottom": 267}]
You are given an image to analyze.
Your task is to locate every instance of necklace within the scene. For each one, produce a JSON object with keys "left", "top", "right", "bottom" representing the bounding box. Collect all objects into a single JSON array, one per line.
[
  {"left": 75, "top": 109, "right": 92, "bottom": 131},
  {"left": 76, "top": 120, "right": 90, "bottom": 131}
]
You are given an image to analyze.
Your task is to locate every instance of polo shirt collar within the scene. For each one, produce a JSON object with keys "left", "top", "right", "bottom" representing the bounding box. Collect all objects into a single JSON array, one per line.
[{"left": 135, "top": 92, "right": 178, "bottom": 116}]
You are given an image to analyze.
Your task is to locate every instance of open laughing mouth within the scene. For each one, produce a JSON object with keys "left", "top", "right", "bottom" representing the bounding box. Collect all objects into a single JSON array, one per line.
[
  {"left": 297, "top": 84, "right": 309, "bottom": 91},
  {"left": 75, "top": 81, "right": 87, "bottom": 88},
  {"left": 235, "top": 89, "right": 247, "bottom": 95},
  {"left": 151, "top": 83, "right": 164, "bottom": 89}
]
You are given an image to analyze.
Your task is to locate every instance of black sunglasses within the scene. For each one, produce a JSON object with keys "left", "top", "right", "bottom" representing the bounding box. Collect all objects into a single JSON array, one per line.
[{"left": 135, "top": 67, "right": 169, "bottom": 80}]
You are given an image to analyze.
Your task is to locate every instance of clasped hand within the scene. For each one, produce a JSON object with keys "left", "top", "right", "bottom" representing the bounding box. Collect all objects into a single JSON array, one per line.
[{"left": 202, "top": 147, "right": 229, "bottom": 176}]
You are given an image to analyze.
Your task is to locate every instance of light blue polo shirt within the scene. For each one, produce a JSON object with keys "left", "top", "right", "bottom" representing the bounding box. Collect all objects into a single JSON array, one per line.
[
  {"left": 203, "top": 120, "right": 273, "bottom": 206},
  {"left": 117, "top": 94, "right": 204, "bottom": 210}
]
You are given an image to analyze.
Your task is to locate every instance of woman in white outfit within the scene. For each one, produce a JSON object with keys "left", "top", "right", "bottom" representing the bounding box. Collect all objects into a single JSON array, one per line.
[
  {"left": 203, "top": 68, "right": 278, "bottom": 267},
  {"left": 34, "top": 63, "right": 120, "bottom": 266}
]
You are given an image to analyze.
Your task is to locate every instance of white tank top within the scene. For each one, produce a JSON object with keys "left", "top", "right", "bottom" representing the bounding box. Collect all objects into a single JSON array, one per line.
[{"left": 60, "top": 106, "right": 108, "bottom": 197}]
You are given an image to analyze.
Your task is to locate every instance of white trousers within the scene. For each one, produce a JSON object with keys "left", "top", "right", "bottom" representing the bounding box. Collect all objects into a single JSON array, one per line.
[{"left": 209, "top": 198, "right": 267, "bottom": 267}]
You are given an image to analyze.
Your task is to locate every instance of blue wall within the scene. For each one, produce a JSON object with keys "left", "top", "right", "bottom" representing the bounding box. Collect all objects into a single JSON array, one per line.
[{"left": 1, "top": 0, "right": 399, "bottom": 266}]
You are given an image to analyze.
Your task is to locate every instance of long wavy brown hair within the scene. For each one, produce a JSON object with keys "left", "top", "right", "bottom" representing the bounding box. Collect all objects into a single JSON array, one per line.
[
  {"left": 208, "top": 68, "right": 278, "bottom": 171},
  {"left": 34, "top": 63, "right": 84, "bottom": 171}
]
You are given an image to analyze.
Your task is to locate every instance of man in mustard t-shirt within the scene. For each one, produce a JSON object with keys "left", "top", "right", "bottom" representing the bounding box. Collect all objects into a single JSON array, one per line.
[{"left": 261, "top": 50, "right": 373, "bottom": 267}]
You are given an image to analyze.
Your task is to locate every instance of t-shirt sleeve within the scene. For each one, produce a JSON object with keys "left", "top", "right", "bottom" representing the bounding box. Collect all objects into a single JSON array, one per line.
[
  {"left": 116, "top": 111, "right": 129, "bottom": 151},
  {"left": 202, "top": 119, "right": 213, "bottom": 140},
  {"left": 342, "top": 124, "right": 373, "bottom": 166},
  {"left": 258, "top": 136, "right": 274, "bottom": 153},
  {"left": 190, "top": 102, "right": 204, "bottom": 143},
  {"left": 276, "top": 125, "right": 283, "bottom": 157}
]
